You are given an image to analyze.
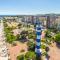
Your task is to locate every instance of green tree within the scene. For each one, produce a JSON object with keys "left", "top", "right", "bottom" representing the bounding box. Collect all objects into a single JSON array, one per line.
[
  {"left": 6, "top": 33, "right": 17, "bottom": 43},
  {"left": 4, "top": 27, "right": 12, "bottom": 33},
  {"left": 17, "top": 55, "right": 24, "bottom": 60},
  {"left": 55, "top": 33, "right": 60, "bottom": 43},
  {"left": 25, "top": 51, "right": 36, "bottom": 60},
  {"left": 20, "top": 30, "right": 28, "bottom": 42},
  {"left": 45, "top": 30, "right": 51, "bottom": 38},
  {"left": 41, "top": 44, "right": 46, "bottom": 49},
  {"left": 18, "top": 23, "right": 22, "bottom": 29},
  {"left": 28, "top": 32, "right": 36, "bottom": 40},
  {"left": 27, "top": 41, "right": 35, "bottom": 51}
]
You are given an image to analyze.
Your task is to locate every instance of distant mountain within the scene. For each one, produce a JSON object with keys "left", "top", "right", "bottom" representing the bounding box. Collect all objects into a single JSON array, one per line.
[{"left": 0, "top": 14, "right": 60, "bottom": 17}]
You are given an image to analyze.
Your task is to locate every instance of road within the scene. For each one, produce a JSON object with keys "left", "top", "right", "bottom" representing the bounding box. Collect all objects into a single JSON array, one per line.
[{"left": 0, "top": 20, "right": 8, "bottom": 60}]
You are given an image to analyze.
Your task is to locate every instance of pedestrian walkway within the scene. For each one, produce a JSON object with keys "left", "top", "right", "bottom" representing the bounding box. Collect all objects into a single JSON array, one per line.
[
  {"left": 0, "top": 20, "right": 8, "bottom": 60},
  {"left": 48, "top": 42, "right": 60, "bottom": 60}
]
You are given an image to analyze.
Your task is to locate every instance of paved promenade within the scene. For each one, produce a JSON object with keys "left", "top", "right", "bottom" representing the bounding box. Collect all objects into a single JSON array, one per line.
[
  {"left": 48, "top": 42, "right": 60, "bottom": 60},
  {"left": 0, "top": 20, "right": 8, "bottom": 60}
]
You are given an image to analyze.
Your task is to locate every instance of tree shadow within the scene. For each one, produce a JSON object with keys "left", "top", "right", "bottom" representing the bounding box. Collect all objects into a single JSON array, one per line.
[
  {"left": 46, "top": 54, "right": 50, "bottom": 60},
  {"left": 19, "top": 38, "right": 28, "bottom": 43},
  {"left": 36, "top": 54, "right": 42, "bottom": 60},
  {"left": 56, "top": 42, "right": 60, "bottom": 49},
  {"left": 45, "top": 47, "right": 50, "bottom": 52}
]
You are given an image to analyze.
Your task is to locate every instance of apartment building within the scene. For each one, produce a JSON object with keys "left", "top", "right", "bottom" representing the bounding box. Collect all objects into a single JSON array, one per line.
[
  {"left": 23, "top": 15, "right": 36, "bottom": 24},
  {"left": 47, "top": 15, "right": 56, "bottom": 29},
  {"left": 56, "top": 16, "right": 60, "bottom": 30},
  {"left": 4, "top": 16, "right": 17, "bottom": 22},
  {"left": 38, "top": 16, "right": 47, "bottom": 27}
]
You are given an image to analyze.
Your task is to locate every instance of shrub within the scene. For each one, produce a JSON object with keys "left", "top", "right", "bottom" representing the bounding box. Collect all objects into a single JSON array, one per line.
[
  {"left": 6, "top": 33, "right": 17, "bottom": 43},
  {"left": 20, "top": 49, "right": 25, "bottom": 52},
  {"left": 12, "top": 42, "right": 17, "bottom": 46},
  {"left": 25, "top": 51, "right": 36, "bottom": 60},
  {"left": 41, "top": 44, "right": 46, "bottom": 49},
  {"left": 27, "top": 41, "right": 35, "bottom": 51},
  {"left": 17, "top": 55, "right": 24, "bottom": 60}
]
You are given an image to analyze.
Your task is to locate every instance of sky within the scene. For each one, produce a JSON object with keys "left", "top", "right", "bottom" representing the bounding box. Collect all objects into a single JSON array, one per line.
[{"left": 0, "top": 0, "right": 60, "bottom": 15}]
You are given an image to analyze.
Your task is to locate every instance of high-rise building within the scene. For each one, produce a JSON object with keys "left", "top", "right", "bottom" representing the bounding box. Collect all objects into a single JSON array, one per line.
[
  {"left": 56, "top": 16, "right": 60, "bottom": 30},
  {"left": 38, "top": 16, "right": 47, "bottom": 27},
  {"left": 47, "top": 15, "right": 56, "bottom": 29},
  {"left": 23, "top": 16, "right": 34, "bottom": 24}
]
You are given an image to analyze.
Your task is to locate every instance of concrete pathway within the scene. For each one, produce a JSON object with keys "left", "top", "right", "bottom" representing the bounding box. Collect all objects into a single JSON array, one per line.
[
  {"left": 0, "top": 20, "right": 8, "bottom": 60},
  {"left": 48, "top": 42, "right": 60, "bottom": 60}
]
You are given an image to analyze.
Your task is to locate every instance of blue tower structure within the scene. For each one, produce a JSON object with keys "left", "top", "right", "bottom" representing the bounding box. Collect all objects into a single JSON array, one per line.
[
  {"left": 35, "top": 21, "right": 42, "bottom": 56},
  {"left": 35, "top": 18, "right": 49, "bottom": 60}
]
